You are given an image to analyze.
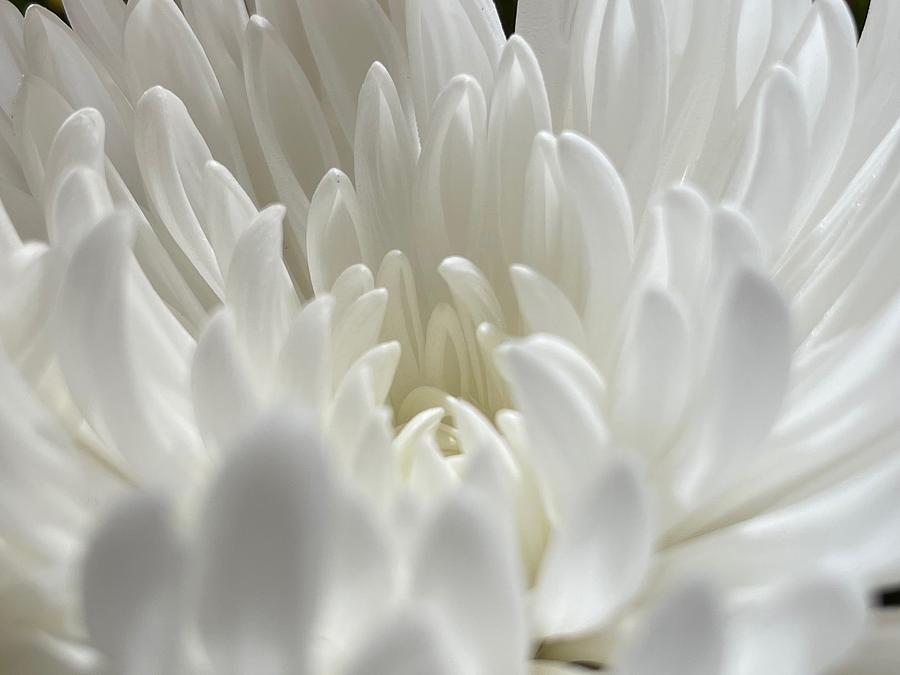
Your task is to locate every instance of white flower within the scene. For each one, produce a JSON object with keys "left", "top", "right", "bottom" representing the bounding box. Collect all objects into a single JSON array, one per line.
[{"left": 1, "top": 0, "right": 900, "bottom": 673}]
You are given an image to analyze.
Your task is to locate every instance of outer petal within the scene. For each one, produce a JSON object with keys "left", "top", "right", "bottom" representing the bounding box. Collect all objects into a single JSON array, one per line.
[
  {"left": 23, "top": 6, "right": 140, "bottom": 196},
  {"left": 124, "top": 0, "right": 247, "bottom": 188},
  {"left": 354, "top": 62, "right": 419, "bottom": 261},
  {"left": 0, "top": 2, "right": 25, "bottom": 116},
  {"left": 511, "top": 265, "right": 587, "bottom": 352},
  {"left": 833, "top": 609, "right": 900, "bottom": 675},
  {"left": 406, "top": 0, "right": 504, "bottom": 130},
  {"left": 307, "top": 168, "right": 372, "bottom": 294},
  {"left": 277, "top": 296, "right": 335, "bottom": 413},
  {"left": 495, "top": 334, "right": 609, "bottom": 520},
  {"left": 55, "top": 214, "right": 198, "bottom": 488},
  {"left": 514, "top": 0, "right": 581, "bottom": 123},
  {"left": 413, "top": 488, "right": 528, "bottom": 675},
  {"left": 413, "top": 75, "right": 487, "bottom": 292},
  {"left": 532, "top": 460, "right": 654, "bottom": 639},
  {"left": 191, "top": 309, "right": 261, "bottom": 453},
  {"left": 487, "top": 37, "right": 552, "bottom": 270},
  {"left": 616, "top": 581, "right": 725, "bottom": 675},
  {"left": 62, "top": 0, "right": 126, "bottom": 88},
  {"left": 242, "top": 15, "right": 339, "bottom": 235},
  {"left": 723, "top": 573, "right": 866, "bottom": 675},
  {"left": 724, "top": 66, "right": 810, "bottom": 257},
  {"left": 666, "top": 268, "right": 790, "bottom": 508},
  {"left": 195, "top": 410, "right": 334, "bottom": 674},
  {"left": 341, "top": 607, "right": 462, "bottom": 675},
  {"left": 134, "top": 87, "right": 223, "bottom": 297},
  {"left": 82, "top": 495, "right": 184, "bottom": 675},
  {"left": 610, "top": 287, "right": 690, "bottom": 455},
  {"left": 297, "top": 0, "right": 411, "bottom": 142},
  {"left": 556, "top": 132, "right": 634, "bottom": 362}
]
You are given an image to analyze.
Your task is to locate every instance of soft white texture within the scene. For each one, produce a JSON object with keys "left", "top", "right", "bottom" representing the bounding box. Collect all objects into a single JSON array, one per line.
[{"left": 0, "top": 0, "right": 899, "bottom": 673}]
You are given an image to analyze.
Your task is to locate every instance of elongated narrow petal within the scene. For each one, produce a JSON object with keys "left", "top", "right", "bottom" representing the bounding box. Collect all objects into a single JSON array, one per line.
[
  {"left": 191, "top": 309, "right": 260, "bottom": 452},
  {"left": 134, "top": 86, "right": 223, "bottom": 296},
  {"left": 496, "top": 335, "right": 609, "bottom": 519},
  {"left": 226, "top": 204, "right": 300, "bottom": 374},
  {"left": 666, "top": 268, "right": 790, "bottom": 507},
  {"left": 297, "top": 0, "right": 411, "bottom": 142},
  {"left": 406, "top": 0, "right": 504, "bottom": 130},
  {"left": 125, "top": 0, "right": 247, "bottom": 187},
  {"left": 56, "top": 215, "right": 197, "bottom": 487},
  {"left": 243, "top": 15, "right": 340, "bottom": 233},
  {"left": 354, "top": 62, "right": 419, "bottom": 260},
  {"left": 532, "top": 460, "right": 653, "bottom": 639},
  {"left": 307, "top": 169, "right": 372, "bottom": 294},
  {"left": 725, "top": 66, "right": 810, "bottom": 256}
]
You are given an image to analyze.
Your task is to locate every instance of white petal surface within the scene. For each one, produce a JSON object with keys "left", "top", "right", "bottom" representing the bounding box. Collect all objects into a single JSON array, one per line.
[
  {"left": 724, "top": 573, "right": 866, "bottom": 675},
  {"left": 342, "top": 608, "right": 461, "bottom": 675},
  {"left": 354, "top": 62, "right": 419, "bottom": 261},
  {"left": 55, "top": 215, "right": 197, "bottom": 487},
  {"left": 191, "top": 309, "right": 260, "bottom": 453},
  {"left": 195, "top": 411, "right": 333, "bottom": 674},
  {"left": 134, "top": 86, "right": 223, "bottom": 297},
  {"left": 243, "top": 15, "right": 339, "bottom": 235},
  {"left": 413, "top": 489, "right": 527, "bottom": 675},
  {"left": 617, "top": 581, "right": 725, "bottom": 675},
  {"left": 297, "top": 0, "right": 411, "bottom": 142},
  {"left": 532, "top": 460, "right": 653, "bottom": 640},
  {"left": 82, "top": 495, "right": 183, "bottom": 675},
  {"left": 124, "top": 0, "right": 247, "bottom": 187},
  {"left": 496, "top": 335, "right": 609, "bottom": 520},
  {"left": 667, "top": 268, "right": 790, "bottom": 508},
  {"left": 724, "top": 65, "right": 810, "bottom": 256},
  {"left": 406, "top": 0, "right": 504, "bottom": 130}
]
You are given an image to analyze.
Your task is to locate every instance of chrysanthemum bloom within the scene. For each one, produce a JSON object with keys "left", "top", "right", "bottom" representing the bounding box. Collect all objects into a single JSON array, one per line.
[{"left": 1, "top": 0, "right": 900, "bottom": 672}]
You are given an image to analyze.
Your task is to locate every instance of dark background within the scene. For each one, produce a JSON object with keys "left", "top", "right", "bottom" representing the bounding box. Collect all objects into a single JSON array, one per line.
[{"left": 11, "top": 0, "right": 874, "bottom": 35}]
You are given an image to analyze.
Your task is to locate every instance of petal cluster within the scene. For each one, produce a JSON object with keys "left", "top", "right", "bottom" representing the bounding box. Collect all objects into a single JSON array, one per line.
[{"left": 0, "top": 0, "right": 899, "bottom": 673}]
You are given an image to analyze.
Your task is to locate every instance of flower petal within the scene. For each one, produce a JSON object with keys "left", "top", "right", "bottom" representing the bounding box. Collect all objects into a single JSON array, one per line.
[
  {"left": 62, "top": 0, "right": 126, "bottom": 88},
  {"left": 532, "top": 460, "right": 653, "bottom": 639},
  {"left": 226, "top": 205, "right": 300, "bottom": 376},
  {"left": 297, "top": 0, "right": 411, "bottom": 143},
  {"left": 724, "top": 572, "right": 866, "bottom": 675},
  {"left": 342, "top": 607, "right": 461, "bottom": 675},
  {"left": 82, "top": 495, "right": 183, "bottom": 674},
  {"left": 724, "top": 65, "right": 810, "bottom": 257},
  {"left": 307, "top": 168, "right": 372, "bottom": 294},
  {"left": 413, "top": 488, "right": 527, "bottom": 675},
  {"left": 195, "top": 410, "right": 334, "bottom": 673},
  {"left": 406, "top": 0, "right": 504, "bottom": 130},
  {"left": 667, "top": 268, "right": 790, "bottom": 508},
  {"left": 354, "top": 62, "right": 419, "bottom": 261},
  {"left": 124, "top": 0, "right": 247, "bottom": 188},
  {"left": 243, "top": 15, "right": 339, "bottom": 235},
  {"left": 617, "top": 581, "right": 725, "bottom": 675},
  {"left": 487, "top": 36, "right": 551, "bottom": 269},
  {"left": 277, "top": 296, "right": 334, "bottom": 413},
  {"left": 413, "top": 75, "right": 487, "bottom": 290},
  {"left": 134, "top": 86, "right": 223, "bottom": 297},
  {"left": 55, "top": 214, "right": 198, "bottom": 487},
  {"left": 495, "top": 334, "right": 609, "bottom": 519},
  {"left": 610, "top": 287, "right": 690, "bottom": 455},
  {"left": 191, "top": 309, "right": 260, "bottom": 453},
  {"left": 511, "top": 264, "right": 587, "bottom": 353}
]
